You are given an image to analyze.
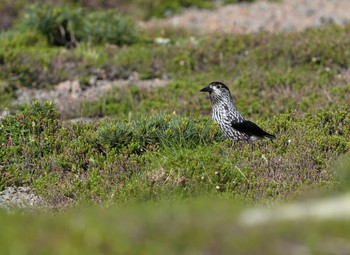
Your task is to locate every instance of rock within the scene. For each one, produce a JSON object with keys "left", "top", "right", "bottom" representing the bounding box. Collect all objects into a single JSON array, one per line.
[
  {"left": 0, "top": 109, "right": 10, "bottom": 119},
  {"left": 239, "top": 193, "right": 350, "bottom": 226},
  {"left": 0, "top": 186, "right": 48, "bottom": 211}
]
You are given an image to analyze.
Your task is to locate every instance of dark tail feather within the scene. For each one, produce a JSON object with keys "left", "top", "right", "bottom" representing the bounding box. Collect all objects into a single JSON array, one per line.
[
  {"left": 264, "top": 133, "right": 276, "bottom": 140},
  {"left": 231, "top": 120, "right": 276, "bottom": 140}
]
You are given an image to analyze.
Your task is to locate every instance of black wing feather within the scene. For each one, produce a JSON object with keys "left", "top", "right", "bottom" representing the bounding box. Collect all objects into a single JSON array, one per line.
[{"left": 232, "top": 120, "right": 275, "bottom": 139}]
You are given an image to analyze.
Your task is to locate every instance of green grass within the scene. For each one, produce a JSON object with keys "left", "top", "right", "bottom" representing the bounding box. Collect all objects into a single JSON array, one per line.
[
  {"left": 1, "top": 23, "right": 350, "bottom": 206},
  {"left": 1, "top": 23, "right": 350, "bottom": 118},
  {"left": 1, "top": 102, "right": 348, "bottom": 206}
]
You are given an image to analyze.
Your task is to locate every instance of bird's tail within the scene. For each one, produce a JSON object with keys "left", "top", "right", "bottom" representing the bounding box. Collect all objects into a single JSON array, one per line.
[{"left": 264, "top": 133, "right": 276, "bottom": 140}]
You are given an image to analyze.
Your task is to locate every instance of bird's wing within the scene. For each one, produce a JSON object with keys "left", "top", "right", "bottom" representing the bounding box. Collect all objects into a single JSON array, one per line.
[{"left": 231, "top": 120, "right": 276, "bottom": 139}]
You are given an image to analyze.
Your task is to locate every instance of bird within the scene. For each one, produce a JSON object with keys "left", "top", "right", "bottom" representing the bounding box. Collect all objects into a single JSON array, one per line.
[{"left": 200, "top": 81, "right": 276, "bottom": 143}]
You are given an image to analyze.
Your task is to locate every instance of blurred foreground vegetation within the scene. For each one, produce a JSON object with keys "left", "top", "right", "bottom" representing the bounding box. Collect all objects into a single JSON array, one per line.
[{"left": 2, "top": 199, "right": 350, "bottom": 255}]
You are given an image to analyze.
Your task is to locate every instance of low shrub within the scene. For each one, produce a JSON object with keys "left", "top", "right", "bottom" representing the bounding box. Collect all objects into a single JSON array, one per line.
[
  {"left": 95, "top": 113, "right": 223, "bottom": 153},
  {"left": 81, "top": 11, "right": 136, "bottom": 46},
  {"left": 16, "top": 4, "right": 83, "bottom": 47},
  {"left": 16, "top": 4, "right": 137, "bottom": 47},
  {"left": 0, "top": 102, "right": 349, "bottom": 205}
]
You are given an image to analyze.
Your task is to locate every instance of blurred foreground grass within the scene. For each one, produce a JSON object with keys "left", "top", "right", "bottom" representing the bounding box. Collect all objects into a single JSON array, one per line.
[{"left": 1, "top": 198, "right": 350, "bottom": 255}]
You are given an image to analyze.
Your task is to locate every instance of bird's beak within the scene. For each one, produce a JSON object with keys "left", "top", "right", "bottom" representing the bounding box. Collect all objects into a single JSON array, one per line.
[{"left": 200, "top": 86, "right": 212, "bottom": 93}]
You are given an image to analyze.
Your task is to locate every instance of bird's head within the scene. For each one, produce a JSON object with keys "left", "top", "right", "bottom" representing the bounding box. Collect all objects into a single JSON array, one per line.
[{"left": 200, "top": 81, "right": 232, "bottom": 104}]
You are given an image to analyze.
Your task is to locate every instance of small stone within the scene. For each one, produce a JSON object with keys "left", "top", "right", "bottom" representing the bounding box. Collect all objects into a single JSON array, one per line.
[
  {"left": 0, "top": 186, "right": 47, "bottom": 210},
  {"left": 18, "top": 187, "right": 30, "bottom": 193},
  {"left": 7, "top": 187, "right": 16, "bottom": 194},
  {"left": 154, "top": 37, "right": 170, "bottom": 45},
  {"left": 3, "top": 194, "right": 11, "bottom": 200}
]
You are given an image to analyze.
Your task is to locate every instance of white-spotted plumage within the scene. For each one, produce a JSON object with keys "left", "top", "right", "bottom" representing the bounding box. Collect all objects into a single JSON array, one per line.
[{"left": 200, "top": 81, "right": 276, "bottom": 142}]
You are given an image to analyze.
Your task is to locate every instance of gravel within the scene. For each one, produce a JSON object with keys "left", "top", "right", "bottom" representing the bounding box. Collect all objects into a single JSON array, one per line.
[{"left": 14, "top": 75, "right": 169, "bottom": 115}]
